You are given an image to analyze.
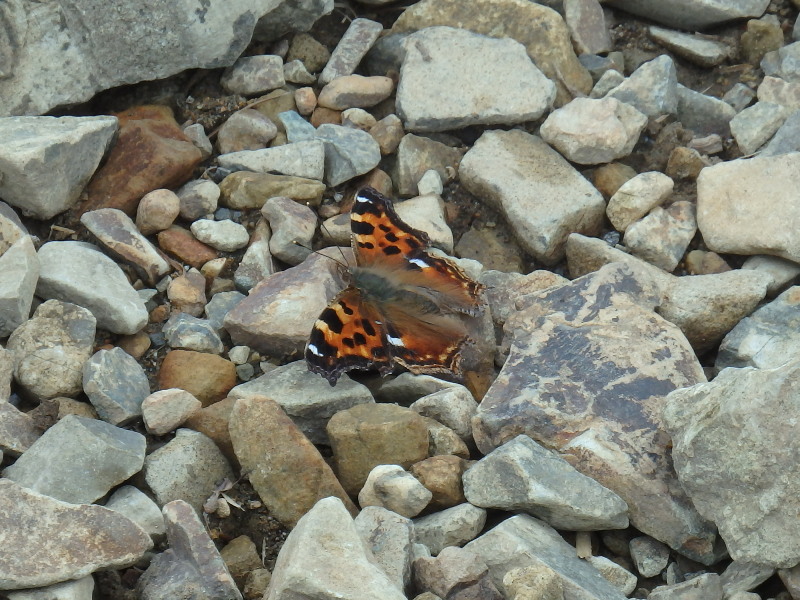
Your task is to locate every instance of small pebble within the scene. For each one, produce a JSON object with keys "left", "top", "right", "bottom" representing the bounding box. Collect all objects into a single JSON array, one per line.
[
  {"left": 190, "top": 219, "right": 250, "bottom": 252},
  {"left": 136, "top": 189, "right": 180, "bottom": 236}
]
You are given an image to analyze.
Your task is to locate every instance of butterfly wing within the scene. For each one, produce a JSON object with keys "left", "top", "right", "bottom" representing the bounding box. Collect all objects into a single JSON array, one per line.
[
  {"left": 305, "top": 287, "right": 393, "bottom": 386},
  {"left": 351, "top": 187, "right": 485, "bottom": 315}
]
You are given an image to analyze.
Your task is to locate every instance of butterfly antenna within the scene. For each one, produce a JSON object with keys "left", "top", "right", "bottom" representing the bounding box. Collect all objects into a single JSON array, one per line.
[
  {"left": 317, "top": 218, "right": 352, "bottom": 268},
  {"left": 292, "top": 240, "right": 349, "bottom": 270}
]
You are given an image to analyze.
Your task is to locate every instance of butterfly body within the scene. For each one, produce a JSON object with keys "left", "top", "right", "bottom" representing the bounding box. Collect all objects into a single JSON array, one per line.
[{"left": 306, "top": 187, "right": 486, "bottom": 386}]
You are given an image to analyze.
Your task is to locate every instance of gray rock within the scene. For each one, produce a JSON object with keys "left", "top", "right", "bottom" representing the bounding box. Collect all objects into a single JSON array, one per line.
[
  {"left": 540, "top": 97, "right": 647, "bottom": 164},
  {"left": 742, "top": 254, "right": 800, "bottom": 295},
  {"left": 0, "top": 201, "right": 28, "bottom": 255},
  {"left": 354, "top": 506, "right": 414, "bottom": 591},
  {"left": 183, "top": 123, "right": 213, "bottom": 160},
  {"left": 82, "top": 347, "right": 150, "bottom": 425},
  {"left": 410, "top": 385, "right": 477, "bottom": 441},
  {"left": 163, "top": 314, "right": 225, "bottom": 354},
  {"left": 730, "top": 101, "right": 791, "bottom": 155},
  {"left": 395, "top": 194, "right": 453, "bottom": 253},
  {"left": 757, "top": 75, "right": 800, "bottom": 109},
  {"left": 761, "top": 41, "right": 800, "bottom": 83},
  {"left": 795, "top": 14, "right": 800, "bottom": 41},
  {"left": 0, "top": 236, "right": 39, "bottom": 337},
  {"left": 218, "top": 139, "right": 325, "bottom": 180},
  {"left": 464, "top": 514, "right": 628, "bottom": 599},
  {"left": 0, "top": 116, "right": 117, "bottom": 218},
  {"left": 585, "top": 555, "right": 637, "bottom": 596},
  {"left": 564, "top": 0, "right": 611, "bottom": 55},
  {"left": 460, "top": 129, "right": 605, "bottom": 266},
  {"left": 37, "top": 241, "right": 148, "bottom": 335},
  {"left": 397, "top": 27, "right": 555, "bottom": 132},
  {"left": 630, "top": 536, "right": 670, "bottom": 577},
  {"left": 278, "top": 110, "right": 317, "bottom": 143},
  {"left": 664, "top": 360, "right": 800, "bottom": 567},
  {"left": 623, "top": 201, "right": 697, "bottom": 272},
  {"left": 604, "top": 0, "right": 769, "bottom": 30},
  {"left": 358, "top": 464, "right": 432, "bottom": 518},
  {"left": 6, "top": 300, "right": 96, "bottom": 399},
  {"left": 590, "top": 69, "right": 626, "bottom": 98},
  {"left": 190, "top": 219, "right": 250, "bottom": 252},
  {"left": 80, "top": 208, "right": 170, "bottom": 285},
  {"left": 252, "top": 0, "right": 334, "bottom": 43},
  {"left": 392, "top": 134, "right": 462, "bottom": 197},
  {"left": 717, "top": 286, "right": 800, "bottom": 370},
  {"left": 318, "top": 18, "right": 384, "bottom": 86},
  {"left": 2, "top": 414, "right": 145, "bottom": 504},
  {"left": 235, "top": 219, "right": 276, "bottom": 292},
  {"left": 205, "top": 290, "right": 246, "bottom": 334},
  {"left": 144, "top": 429, "right": 235, "bottom": 514},
  {"left": 648, "top": 573, "right": 723, "bottom": 600},
  {"left": 697, "top": 153, "right": 800, "bottom": 262},
  {"left": 229, "top": 359, "right": 374, "bottom": 444},
  {"left": 0, "top": 347, "right": 11, "bottom": 401},
  {"left": 649, "top": 26, "right": 731, "bottom": 67},
  {"left": 216, "top": 109, "right": 278, "bottom": 154},
  {"left": 373, "top": 372, "right": 463, "bottom": 404},
  {"left": 0, "top": 1, "right": 319, "bottom": 116},
  {"left": 137, "top": 500, "right": 242, "bottom": 600},
  {"left": 607, "top": 171, "right": 674, "bottom": 232},
  {"left": 283, "top": 59, "right": 317, "bottom": 84},
  {"left": 0, "top": 479, "right": 151, "bottom": 590},
  {"left": 606, "top": 55, "right": 678, "bottom": 117},
  {"left": 142, "top": 389, "right": 202, "bottom": 436},
  {"left": 106, "top": 485, "right": 167, "bottom": 540},
  {"left": 6, "top": 576, "right": 95, "bottom": 600},
  {"left": 463, "top": 435, "right": 629, "bottom": 530},
  {"left": 315, "top": 123, "right": 382, "bottom": 187},
  {"left": 677, "top": 84, "right": 737, "bottom": 136},
  {"left": 720, "top": 561, "right": 775, "bottom": 598},
  {"left": 267, "top": 497, "right": 404, "bottom": 599},
  {"left": 221, "top": 55, "right": 285, "bottom": 96},
  {"left": 261, "top": 196, "right": 316, "bottom": 265},
  {"left": 413, "top": 546, "right": 502, "bottom": 600},
  {"left": 723, "top": 82, "right": 757, "bottom": 112},
  {"left": 413, "top": 503, "right": 487, "bottom": 556},
  {"left": 176, "top": 179, "right": 220, "bottom": 221},
  {"left": 760, "top": 109, "right": 800, "bottom": 157},
  {"left": 0, "top": 395, "right": 40, "bottom": 457}
]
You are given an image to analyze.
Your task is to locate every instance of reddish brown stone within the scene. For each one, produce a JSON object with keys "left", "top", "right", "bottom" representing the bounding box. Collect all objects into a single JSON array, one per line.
[
  {"left": 184, "top": 397, "right": 238, "bottom": 466},
  {"left": 77, "top": 105, "right": 203, "bottom": 216},
  {"left": 158, "top": 350, "right": 237, "bottom": 407},
  {"left": 310, "top": 106, "right": 341, "bottom": 127},
  {"left": 410, "top": 455, "right": 469, "bottom": 510},
  {"left": 157, "top": 226, "right": 219, "bottom": 268}
]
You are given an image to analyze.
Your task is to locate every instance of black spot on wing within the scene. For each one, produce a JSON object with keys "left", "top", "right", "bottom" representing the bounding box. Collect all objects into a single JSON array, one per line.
[
  {"left": 352, "top": 220, "right": 375, "bottom": 235},
  {"left": 353, "top": 332, "right": 367, "bottom": 345},
  {"left": 343, "top": 337, "right": 355, "bottom": 348},
  {"left": 361, "top": 319, "right": 376, "bottom": 337},
  {"left": 320, "top": 307, "right": 344, "bottom": 333},
  {"left": 384, "top": 232, "right": 399, "bottom": 243},
  {"left": 339, "top": 301, "right": 354, "bottom": 316},
  {"left": 358, "top": 241, "right": 375, "bottom": 249},
  {"left": 383, "top": 245, "right": 401, "bottom": 255}
]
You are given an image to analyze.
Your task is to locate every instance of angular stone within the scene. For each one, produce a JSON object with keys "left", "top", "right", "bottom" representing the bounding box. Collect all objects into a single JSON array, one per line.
[
  {"left": 318, "top": 75, "right": 394, "bottom": 110},
  {"left": 157, "top": 350, "right": 237, "bottom": 407},
  {"left": 413, "top": 546, "right": 502, "bottom": 600},
  {"left": 167, "top": 268, "right": 206, "bottom": 317},
  {"left": 0, "top": 236, "right": 39, "bottom": 337},
  {"left": 392, "top": 134, "right": 462, "bottom": 197},
  {"left": 760, "top": 109, "right": 800, "bottom": 157},
  {"left": 176, "top": 179, "right": 220, "bottom": 221},
  {"left": 354, "top": 506, "right": 414, "bottom": 591},
  {"left": 315, "top": 123, "right": 382, "bottom": 186},
  {"left": 37, "top": 241, "right": 148, "bottom": 335},
  {"left": 0, "top": 116, "right": 117, "bottom": 219},
  {"left": 410, "top": 385, "right": 477, "bottom": 441},
  {"left": 106, "top": 485, "right": 166, "bottom": 540},
  {"left": 649, "top": 573, "right": 724, "bottom": 600},
  {"left": 261, "top": 196, "right": 316, "bottom": 265},
  {"left": 163, "top": 314, "right": 224, "bottom": 355},
  {"left": 730, "top": 101, "right": 790, "bottom": 155},
  {"left": 230, "top": 396, "right": 357, "bottom": 528},
  {"left": 319, "top": 18, "right": 384, "bottom": 86},
  {"left": 607, "top": 171, "right": 674, "bottom": 232},
  {"left": 221, "top": 55, "right": 285, "bottom": 96},
  {"left": 630, "top": 536, "right": 670, "bottom": 577},
  {"left": 757, "top": 75, "right": 800, "bottom": 109},
  {"left": 460, "top": 129, "right": 605, "bottom": 265},
  {"left": 0, "top": 398, "right": 40, "bottom": 457},
  {"left": 564, "top": 0, "right": 611, "bottom": 55},
  {"left": 623, "top": 201, "right": 697, "bottom": 272},
  {"left": 604, "top": 0, "right": 769, "bottom": 30},
  {"left": 235, "top": 219, "right": 275, "bottom": 292},
  {"left": 216, "top": 109, "right": 278, "bottom": 154},
  {"left": 5, "top": 576, "right": 95, "bottom": 600},
  {"left": 3, "top": 414, "right": 145, "bottom": 504},
  {"left": 142, "top": 389, "right": 202, "bottom": 436},
  {"left": 287, "top": 32, "right": 331, "bottom": 73},
  {"left": 410, "top": 455, "right": 468, "bottom": 510},
  {"left": 358, "top": 464, "right": 432, "bottom": 518},
  {"left": 649, "top": 26, "right": 731, "bottom": 67},
  {"left": 218, "top": 139, "right": 325, "bottom": 180},
  {"left": 157, "top": 226, "right": 219, "bottom": 268},
  {"left": 676, "top": 84, "right": 737, "bottom": 136},
  {"left": 396, "top": 27, "right": 555, "bottom": 132},
  {"left": 0, "top": 479, "right": 151, "bottom": 590},
  {"left": 606, "top": 55, "right": 678, "bottom": 117},
  {"left": 414, "top": 503, "right": 488, "bottom": 555},
  {"left": 83, "top": 347, "right": 151, "bottom": 425}
]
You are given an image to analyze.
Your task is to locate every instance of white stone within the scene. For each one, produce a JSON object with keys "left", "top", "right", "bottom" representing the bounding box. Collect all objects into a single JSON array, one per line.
[
  {"left": 142, "top": 389, "right": 202, "bottom": 435},
  {"left": 190, "top": 219, "right": 250, "bottom": 252},
  {"left": 607, "top": 171, "right": 674, "bottom": 232},
  {"left": 358, "top": 465, "right": 432, "bottom": 518}
]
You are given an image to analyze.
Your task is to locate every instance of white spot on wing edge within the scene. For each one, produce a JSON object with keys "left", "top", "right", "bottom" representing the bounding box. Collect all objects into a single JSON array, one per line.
[
  {"left": 307, "top": 343, "right": 323, "bottom": 357},
  {"left": 387, "top": 335, "right": 404, "bottom": 347},
  {"left": 408, "top": 258, "right": 429, "bottom": 269},
  {"left": 355, "top": 194, "right": 371, "bottom": 203}
]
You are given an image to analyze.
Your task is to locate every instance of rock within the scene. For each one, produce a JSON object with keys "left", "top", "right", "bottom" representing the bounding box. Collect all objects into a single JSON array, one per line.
[
  {"left": 354, "top": 506, "right": 415, "bottom": 591},
  {"left": 697, "top": 153, "right": 800, "bottom": 262},
  {"left": 163, "top": 314, "right": 224, "bottom": 354},
  {"left": 189, "top": 219, "right": 250, "bottom": 253},
  {"left": 220, "top": 535, "right": 262, "bottom": 588},
  {"left": 397, "top": 27, "right": 555, "bottom": 132},
  {"left": 327, "top": 403, "right": 430, "bottom": 496},
  {"left": 80, "top": 208, "right": 170, "bottom": 285},
  {"left": 564, "top": 0, "right": 611, "bottom": 55},
  {"left": 474, "top": 263, "right": 718, "bottom": 563},
  {"left": 358, "top": 464, "right": 432, "bottom": 517},
  {"left": 760, "top": 109, "right": 800, "bottom": 157},
  {"left": 370, "top": 114, "right": 405, "bottom": 156},
  {"left": 394, "top": 194, "right": 453, "bottom": 253},
  {"left": 464, "top": 514, "right": 627, "bottom": 598},
  {"left": 0, "top": 397, "right": 40, "bottom": 457},
  {"left": 676, "top": 84, "right": 737, "bottom": 136},
  {"left": 410, "top": 455, "right": 468, "bottom": 510},
  {"left": 157, "top": 350, "right": 237, "bottom": 407},
  {"left": 623, "top": 201, "right": 697, "bottom": 272},
  {"left": 230, "top": 395, "right": 356, "bottom": 528},
  {"left": 176, "top": 179, "right": 221, "bottom": 221},
  {"left": 142, "top": 389, "right": 202, "bottom": 436},
  {"left": 464, "top": 435, "right": 629, "bottom": 530},
  {"left": 294, "top": 86, "right": 318, "bottom": 115},
  {"left": 5, "top": 576, "right": 95, "bottom": 600},
  {"left": 730, "top": 101, "right": 790, "bottom": 155},
  {"left": 723, "top": 82, "right": 757, "bottom": 112},
  {"left": 315, "top": 123, "right": 382, "bottom": 186},
  {"left": 0, "top": 116, "right": 117, "bottom": 219},
  {"left": 665, "top": 146, "right": 707, "bottom": 180},
  {"left": 757, "top": 76, "right": 800, "bottom": 109},
  {"left": 590, "top": 69, "right": 626, "bottom": 99},
  {"left": 342, "top": 108, "right": 378, "bottom": 130},
  {"left": 410, "top": 385, "right": 477, "bottom": 441},
  {"left": 391, "top": 0, "right": 592, "bottom": 106},
  {"left": 218, "top": 139, "right": 325, "bottom": 180},
  {"left": 6, "top": 300, "right": 96, "bottom": 400},
  {"left": 762, "top": 41, "right": 800, "bottom": 83},
  {"left": 0, "top": 479, "right": 151, "bottom": 590},
  {"left": 137, "top": 500, "right": 242, "bottom": 600},
  {"left": 648, "top": 573, "right": 724, "bottom": 600},
  {"left": 460, "top": 129, "right": 604, "bottom": 265},
  {"left": 278, "top": 110, "right": 317, "bottom": 142},
  {"left": 228, "top": 360, "right": 373, "bottom": 445},
  {"left": 0, "top": 236, "right": 39, "bottom": 337},
  {"left": 648, "top": 26, "right": 730, "bottom": 67},
  {"left": 742, "top": 255, "right": 800, "bottom": 295},
  {"left": 593, "top": 162, "right": 637, "bottom": 199},
  {"left": 82, "top": 347, "right": 150, "bottom": 425},
  {"left": 261, "top": 196, "right": 316, "bottom": 265},
  {"left": 606, "top": 55, "right": 678, "bottom": 117},
  {"left": 318, "top": 75, "right": 393, "bottom": 110},
  {"left": 284, "top": 59, "right": 316, "bottom": 85},
  {"left": 584, "top": 556, "right": 637, "bottom": 596},
  {"left": 392, "top": 134, "right": 462, "bottom": 197},
  {"left": 413, "top": 546, "right": 502, "bottom": 600},
  {"left": 607, "top": 171, "right": 674, "bottom": 232},
  {"left": 157, "top": 226, "right": 219, "bottom": 268},
  {"left": 287, "top": 32, "right": 331, "bottom": 73},
  {"left": 414, "top": 503, "right": 488, "bottom": 555},
  {"left": 221, "top": 55, "right": 285, "bottom": 96},
  {"left": 630, "top": 536, "right": 670, "bottom": 577},
  {"left": 106, "top": 485, "right": 166, "bottom": 540},
  {"left": 540, "top": 97, "right": 647, "bottom": 165},
  {"left": 182, "top": 123, "right": 213, "bottom": 160},
  {"left": 266, "top": 497, "right": 404, "bottom": 600},
  {"left": 3, "top": 414, "right": 145, "bottom": 503},
  {"left": 603, "top": 0, "right": 769, "bottom": 30},
  {"left": 318, "top": 18, "right": 384, "bottom": 86},
  {"left": 425, "top": 418, "right": 469, "bottom": 459},
  {"left": 144, "top": 429, "right": 234, "bottom": 513},
  {"left": 664, "top": 360, "right": 800, "bottom": 567},
  {"left": 36, "top": 241, "right": 148, "bottom": 334},
  {"left": 167, "top": 269, "right": 206, "bottom": 317},
  {"left": 234, "top": 219, "right": 275, "bottom": 292},
  {"left": 205, "top": 290, "right": 245, "bottom": 333},
  {"left": 252, "top": 0, "right": 334, "bottom": 43},
  {"left": 720, "top": 561, "right": 775, "bottom": 598},
  {"left": 219, "top": 171, "right": 325, "bottom": 209},
  {"left": 217, "top": 109, "right": 279, "bottom": 154},
  {"left": 183, "top": 397, "right": 237, "bottom": 465},
  {"left": 741, "top": 17, "right": 784, "bottom": 65},
  {"left": 79, "top": 106, "right": 202, "bottom": 216}
]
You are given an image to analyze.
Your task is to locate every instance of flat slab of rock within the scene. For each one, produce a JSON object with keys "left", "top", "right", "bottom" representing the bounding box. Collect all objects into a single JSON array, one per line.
[
  {"left": 396, "top": 27, "right": 555, "bottom": 132},
  {"left": 0, "top": 479, "right": 152, "bottom": 590},
  {"left": 0, "top": 235, "right": 39, "bottom": 337},
  {"left": 0, "top": 116, "right": 117, "bottom": 218},
  {"left": 604, "top": 0, "right": 769, "bottom": 30},
  {"left": 697, "top": 153, "right": 800, "bottom": 263},
  {"left": 217, "top": 140, "right": 325, "bottom": 180},
  {"left": 460, "top": 129, "right": 604, "bottom": 265}
]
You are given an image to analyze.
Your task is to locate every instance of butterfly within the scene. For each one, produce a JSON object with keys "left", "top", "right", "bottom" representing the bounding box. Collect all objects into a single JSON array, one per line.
[{"left": 305, "top": 186, "right": 486, "bottom": 386}]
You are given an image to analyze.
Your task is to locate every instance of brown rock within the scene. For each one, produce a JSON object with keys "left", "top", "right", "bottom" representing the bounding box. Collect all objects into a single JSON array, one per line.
[
  {"left": 411, "top": 455, "right": 468, "bottom": 510},
  {"left": 685, "top": 250, "right": 732, "bottom": 275},
  {"left": 219, "top": 172, "right": 326, "bottom": 209},
  {"left": 294, "top": 87, "right": 317, "bottom": 116},
  {"left": 327, "top": 403, "right": 430, "bottom": 496},
  {"left": 318, "top": 75, "right": 394, "bottom": 110},
  {"left": 117, "top": 331, "right": 152, "bottom": 359},
  {"left": 741, "top": 18, "right": 784, "bottom": 65},
  {"left": 370, "top": 114, "right": 405, "bottom": 156},
  {"left": 593, "top": 162, "right": 637, "bottom": 199},
  {"left": 158, "top": 350, "right": 237, "bottom": 407},
  {"left": 157, "top": 226, "right": 219, "bottom": 268},
  {"left": 149, "top": 304, "right": 170, "bottom": 323},
  {"left": 78, "top": 105, "right": 202, "bottom": 217},
  {"left": 413, "top": 546, "right": 501, "bottom": 600},
  {"left": 220, "top": 535, "right": 262, "bottom": 587},
  {"left": 666, "top": 147, "right": 707, "bottom": 180},
  {"left": 229, "top": 395, "right": 357, "bottom": 528},
  {"left": 287, "top": 33, "right": 331, "bottom": 73},
  {"left": 167, "top": 269, "right": 207, "bottom": 317},
  {"left": 136, "top": 189, "right": 181, "bottom": 236},
  {"left": 310, "top": 106, "right": 342, "bottom": 127},
  {"left": 184, "top": 396, "right": 238, "bottom": 465}
]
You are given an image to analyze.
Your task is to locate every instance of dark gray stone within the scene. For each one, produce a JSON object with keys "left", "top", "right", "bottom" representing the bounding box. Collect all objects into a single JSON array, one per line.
[{"left": 83, "top": 347, "right": 151, "bottom": 425}]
